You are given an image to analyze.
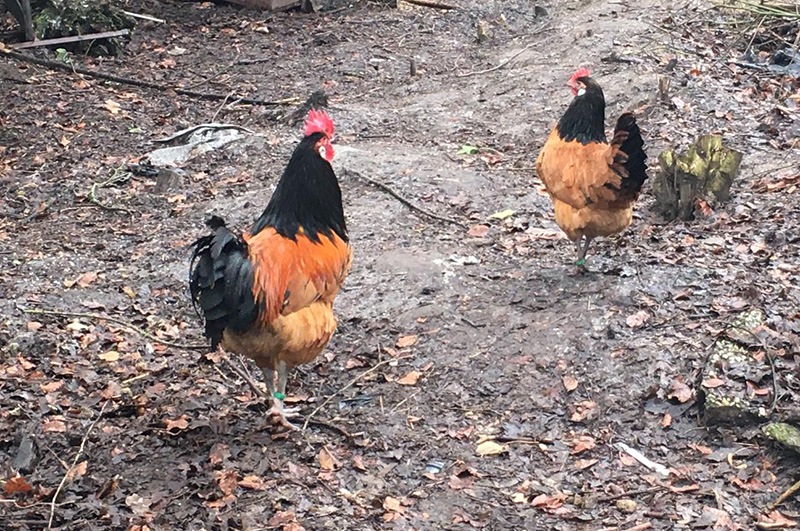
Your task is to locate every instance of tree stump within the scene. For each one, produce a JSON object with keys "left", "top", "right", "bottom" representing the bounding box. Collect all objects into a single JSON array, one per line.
[{"left": 651, "top": 135, "right": 743, "bottom": 221}]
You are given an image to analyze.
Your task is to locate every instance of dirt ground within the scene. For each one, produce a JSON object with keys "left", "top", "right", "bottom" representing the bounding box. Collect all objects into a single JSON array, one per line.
[{"left": 1, "top": 0, "right": 799, "bottom": 529}]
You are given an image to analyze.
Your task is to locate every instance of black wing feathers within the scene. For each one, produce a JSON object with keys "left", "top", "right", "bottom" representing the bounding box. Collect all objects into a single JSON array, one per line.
[
  {"left": 189, "top": 216, "right": 260, "bottom": 348},
  {"left": 608, "top": 112, "right": 648, "bottom": 201}
]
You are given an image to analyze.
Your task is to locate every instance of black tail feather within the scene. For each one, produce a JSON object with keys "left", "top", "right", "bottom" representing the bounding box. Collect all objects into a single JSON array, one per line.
[
  {"left": 189, "top": 218, "right": 260, "bottom": 349},
  {"left": 611, "top": 112, "right": 648, "bottom": 201}
]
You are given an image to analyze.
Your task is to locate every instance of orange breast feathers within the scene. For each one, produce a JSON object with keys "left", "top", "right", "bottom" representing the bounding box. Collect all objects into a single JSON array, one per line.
[
  {"left": 243, "top": 228, "right": 352, "bottom": 326},
  {"left": 536, "top": 129, "right": 632, "bottom": 211}
]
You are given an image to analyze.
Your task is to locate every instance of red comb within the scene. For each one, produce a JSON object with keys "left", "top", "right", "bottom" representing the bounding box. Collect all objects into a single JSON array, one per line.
[
  {"left": 304, "top": 109, "right": 335, "bottom": 138},
  {"left": 568, "top": 68, "right": 592, "bottom": 84}
]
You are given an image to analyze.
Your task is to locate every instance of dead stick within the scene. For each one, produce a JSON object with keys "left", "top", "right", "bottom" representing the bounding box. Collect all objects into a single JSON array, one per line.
[
  {"left": 302, "top": 354, "right": 414, "bottom": 431},
  {"left": 401, "top": 0, "right": 458, "bottom": 9},
  {"left": 20, "top": 307, "right": 207, "bottom": 350},
  {"left": 343, "top": 169, "right": 467, "bottom": 229},
  {"left": 0, "top": 48, "right": 292, "bottom": 107},
  {"left": 11, "top": 30, "right": 129, "bottom": 50},
  {"left": 47, "top": 401, "right": 108, "bottom": 530},
  {"left": 769, "top": 478, "right": 800, "bottom": 509},
  {"left": 456, "top": 25, "right": 551, "bottom": 78}
]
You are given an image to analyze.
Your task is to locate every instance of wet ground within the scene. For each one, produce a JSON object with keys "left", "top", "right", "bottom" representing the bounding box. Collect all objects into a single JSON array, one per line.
[{"left": 1, "top": 0, "right": 799, "bottom": 529}]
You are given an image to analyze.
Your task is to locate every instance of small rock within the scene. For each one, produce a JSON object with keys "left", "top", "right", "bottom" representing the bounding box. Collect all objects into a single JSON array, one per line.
[{"left": 616, "top": 498, "right": 637, "bottom": 513}]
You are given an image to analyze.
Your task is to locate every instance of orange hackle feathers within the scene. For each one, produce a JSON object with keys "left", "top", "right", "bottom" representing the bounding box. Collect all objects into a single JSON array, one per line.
[{"left": 304, "top": 109, "right": 335, "bottom": 139}]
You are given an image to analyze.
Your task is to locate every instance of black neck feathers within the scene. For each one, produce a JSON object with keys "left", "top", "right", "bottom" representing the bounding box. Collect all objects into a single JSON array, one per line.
[
  {"left": 251, "top": 133, "right": 348, "bottom": 243},
  {"left": 556, "top": 77, "right": 607, "bottom": 145}
]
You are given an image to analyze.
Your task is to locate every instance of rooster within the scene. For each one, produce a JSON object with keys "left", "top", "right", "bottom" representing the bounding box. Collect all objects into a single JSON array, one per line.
[
  {"left": 189, "top": 110, "right": 351, "bottom": 430},
  {"left": 535, "top": 68, "right": 648, "bottom": 272}
]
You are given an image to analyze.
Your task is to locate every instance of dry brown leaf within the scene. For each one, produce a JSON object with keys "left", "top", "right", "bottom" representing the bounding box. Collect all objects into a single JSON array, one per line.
[
  {"left": 570, "top": 435, "right": 596, "bottom": 455},
  {"left": 396, "top": 370, "right": 422, "bottom": 386},
  {"left": 383, "top": 496, "right": 405, "bottom": 514},
  {"left": 238, "top": 475, "right": 267, "bottom": 491},
  {"left": 66, "top": 461, "right": 88, "bottom": 482},
  {"left": 757, "top": 510, "right": 798, "bottom": 529},
  {"left": 468, "top": 224, "right": 490, "bottom": 237},
  {"left": 40, "top": 381, "right": 63, "bottom": 393},
  {"left": 668, "top": 380, "right": 694, "bottom": 403},
  {"left": 165, "top": 416, "right": 189, "bottom": 432},
  {"left": 123, "top": 286, "right": 137, "bottom": 299},
  {"left": 476, "top": 440, "right": 507, "bottom": 456},
  {"left": 626, "top": 310, "right": 649, "bottom": 328},
  {"left": 98, "top": 351, "right": 120, "bottom": 362},
  {"left": 103, "top": 99, "right": 121, "bottom": 114},
  {"left": 574, "top": 458, "right": 598, "bottom": 470},
  {"left": 661, "top": 413, "right": 672, "bottom": 428},
  {"left": 4, "top": 475, "right": 33, "bottom": 495},
  {"left": 701, "top": 378, "right": 725, "bottom": 389},
  {"left": 42, "top": 418, "right": 67, "bottom": 432},
  {"left": 267, "top": 511, "right": 298, "bottom": 527},
  {"left": 562, "top": 375, "right": 579, "bottom": 392},
  {"left": 318, "top": 447, "right": 339, "bottom": 471},
  {"left": 216, "top": 469, "right": 238, "bottom": 496},
  {"left": 396, "top": 335, "right": 418, "bottom": 348},
  {"left": 209, "top": 443, "right": 230, "bottom": 467}
]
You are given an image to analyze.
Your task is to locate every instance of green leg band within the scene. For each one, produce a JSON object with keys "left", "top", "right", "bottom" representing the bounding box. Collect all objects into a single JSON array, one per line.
[
  {"left": 273, "top": 392, "right": 286, "bottom": 400},
  {"left": 575, "top": 258, "right": 586, "bottom": 267}
]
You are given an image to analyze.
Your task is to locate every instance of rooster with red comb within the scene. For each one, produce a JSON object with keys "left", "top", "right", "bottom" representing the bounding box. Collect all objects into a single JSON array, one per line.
[
  {"left": 190, "top": 109, "right": 351, "bottom": 431},
  {"left": 535, "top": 68, "right": 648, "bottom": 273}
]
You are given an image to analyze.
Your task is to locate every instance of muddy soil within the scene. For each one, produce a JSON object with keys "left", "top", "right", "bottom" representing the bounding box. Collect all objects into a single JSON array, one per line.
[{"left": 1, "top": 0, "right": 799, "bottom": 530}]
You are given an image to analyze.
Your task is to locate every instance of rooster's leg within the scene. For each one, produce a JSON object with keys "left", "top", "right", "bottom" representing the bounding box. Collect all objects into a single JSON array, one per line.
[
  {"left": 266, "top": 361, "right": 300, "bottom": 431},
  {"left": 576, "top": 236, "right": 593, "bottom": 265}
]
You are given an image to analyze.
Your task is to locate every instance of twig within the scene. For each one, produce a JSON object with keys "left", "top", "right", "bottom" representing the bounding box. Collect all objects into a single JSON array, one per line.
[
  {"left": 769, "top": 478, "right": 800, "bottom": 509},
  {"left": 727, "top": 323, "right": 779, "bottom": 414},
  {"left": 600, "top": 51, "right": 644, "bottom": 64},
  {"left": 302, "top": 354, "right": 414, "bottom": 431},
  {"left": 121, "top": 10, "right": 166, "bottom": 23},
  {"left": 211, "top": 93, "right": 236, "bottom": 123},
  {"left": 0, "top": 48, "right": 294, "bottom": 107},
  {"left": 10, "top": 30, "right": 130, "bottom": 50},
  {"left": 343, "top": 169, "right": 467, "bottom": 229},
  {"left": 456, "top": 26, "right": 550, "bottom": 78},
  {"left": 616, "top": 442, "right": 670, "bottom": 477},
  {"left": 153, "top": 123, "right": 260, "bottom": 144},
  {"left": 20, "top": 307, "right": 208, "bottom": 350},
  {"left": 598, "top": 486, "right": 664, "bottom": 503},
  {"left": 401, "top": 0, "right": 458, "bottom": 9},
  {"left": 223, "top": 356, "right": 266, "bottom": 397},
  {"left": 47, "top": 401, "right": 108, "bottom": 530}
]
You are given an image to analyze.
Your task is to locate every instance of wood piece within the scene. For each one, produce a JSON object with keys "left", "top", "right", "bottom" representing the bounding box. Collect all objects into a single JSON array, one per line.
[
  {"left": 10, "top": 29, "right": 130, "bottom": 50},
  {"left": 400, "top": 0, "right": 457, "bottom": 9},
  {"left": 651, "top": 135, "right": 743, "bottom": 221},
  {"left": 225, "top": 0, "right": 301, "bottom": 11}
]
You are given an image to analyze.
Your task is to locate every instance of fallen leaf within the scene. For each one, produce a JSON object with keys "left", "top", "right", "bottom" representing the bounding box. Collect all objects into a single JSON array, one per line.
[
  {"left": 165, "top": 416, "right": 189, "bottom": 432},
  {"left": 468, "top": 224, "right": 490, "bottom": 237},
  {"left": 668, "top": 380, "right": 694, "bottom": 403},
  {"left": 396, "top": 335, "right": 418, "bottom": 348},
  {"left": 396, "top": 370, "right": 422, "bottom": 386},
  {"left": 626, "top": 310, "right": 650, "bottom": 328},
  {"left": 215, "top": 469, "right": 238, "bottom": 496},
  {"left": 574, "top": 458, "right": 598, "bottom": 470},
  {"left": 318, "top": 447, "right": 339, "bottom": 471},
  {"left": 570, "top": 435, "right": 596, "bottom": 455},
  {"left": 383, "top": 496, "right": 405, "bottom": 514},
  {"left": 42, "top": 418, "right": 67, "bottom": 432},
  {"left": 476, "top": 440, "right": 507, "bottom": 456},
  {"left": 103, "top": 99, "right": 121, "bottom": 114},
  {"left": 489, "top": 209, "right": 516, "bottom": 220},
  {"left": 661, "top": 413, "right": 672, "bottom": 428},
  {"left": 27, "top": 321, "right": 43, "bottom": 331},
  {"left": 569, "top": 400, "right": 597, "bottom": 422},
  {"left": 757, "top": 510, "right": 798, "bottom": 529},
  {"left": 40, "top": 381, "right": 63, "bottom": 393},
  {"left": 562, "top": 376, "right": 579, "bottom": 392},
  {"left": 209, "top": 443, "right": 230, "bottom": 467},
  {"left": 123, "top": 286, "right": 137, "bottom": 299},
  {"left": 701, "top": 377, "right": 725, "bottom": 389},
  {"left": 268, "top": 511, "right": 297, "bottom": 527},
  {"left": 65, "top": 461, "right": 88, "bottom": 482},
  {"left": 4, "top": 475, "right": 33, "bottom": 495},
  {"left": 238, "top": 475, "right": 267, "bottom": 490},
  {"left": 98, "top": 351, "right": 120, "bottom": 362}
]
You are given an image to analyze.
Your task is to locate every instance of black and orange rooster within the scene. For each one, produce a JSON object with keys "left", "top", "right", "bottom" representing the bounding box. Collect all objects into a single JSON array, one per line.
[
  {"left": 190, "top": 110, "right": 351, "bottom": 430},
  {"left": 535, "top": 68, "right": 648, "bottom": 272}
]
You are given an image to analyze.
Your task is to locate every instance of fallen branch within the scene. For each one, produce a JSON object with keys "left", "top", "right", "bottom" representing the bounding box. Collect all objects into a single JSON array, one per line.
[
  {"left": 456, "top": 25, "right": 551, "bottom": 78},
  {"left": 302, "top": 354, "right": 414, "bottom": 431},
  {"left": 600, "top": 51, "right": 644, "bottom": 64},
  {"left": 121, "top": 10, "right": 166, "bottom": 24},
  {"left": 0, "top": 48, "right": 293, "bottom": 107},
  {"left": 769, "top": 478, "right": 800, "bottom": 509},
  {"left": 47, "top": 401, "right": 108, "bottom": 530},
  {"left": 597, "top": 485, "right": 664, "bottom": 503},
  {"left": 10, "top": 30, "right": 130, "bottom": 50},
  {"left": 153, "top": 123, "right": 261, "bottom": 144},
  {"left": 20, "top": 307, "right": 207, "bottom": 350},
  {"left": 401, "top": 0, "right": 458, "bottom": 9},
  {"left": 343, "top": 169, "right": 467, "bottom": 229}
]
